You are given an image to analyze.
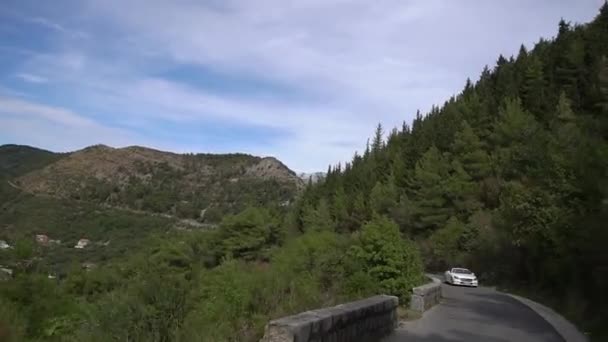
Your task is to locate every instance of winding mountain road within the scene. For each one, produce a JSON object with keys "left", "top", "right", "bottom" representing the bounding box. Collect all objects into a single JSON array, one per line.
[{"left": 384, "top": 283, "right": 564, "bottom": 342}]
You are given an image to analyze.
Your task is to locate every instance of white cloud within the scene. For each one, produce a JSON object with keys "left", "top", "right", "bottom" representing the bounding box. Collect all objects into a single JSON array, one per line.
[
  {"left": 25, "top": 17, "right": 89, "bottom": 39},
  {"left": 3, "top": 0, "right": 602, "bottom": 171},
  {"left": 15, "top": 73, "right": 48, "bottom": 83},
  {"left": 0, "top": 97, "right": 144, "bottom": 150}
]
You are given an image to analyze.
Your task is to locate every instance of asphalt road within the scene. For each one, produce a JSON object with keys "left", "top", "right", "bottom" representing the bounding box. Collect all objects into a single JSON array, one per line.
[{"left": 383, "top": 283, "right": 564, "bottom": 342}]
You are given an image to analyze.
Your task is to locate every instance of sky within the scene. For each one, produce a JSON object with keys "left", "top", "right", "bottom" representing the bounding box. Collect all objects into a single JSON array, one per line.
[{"left": 0, "top": 0, "right": 603, "bottom": 172}]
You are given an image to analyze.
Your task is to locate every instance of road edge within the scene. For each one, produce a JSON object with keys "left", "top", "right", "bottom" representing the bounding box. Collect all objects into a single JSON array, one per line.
[{"left": 506, "top": 293, "right": 588, "bottom": 342}]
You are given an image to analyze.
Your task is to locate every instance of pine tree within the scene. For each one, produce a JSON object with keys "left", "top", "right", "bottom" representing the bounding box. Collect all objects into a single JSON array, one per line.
[
  {"left": 521, "top": 56, "right": 547, "bottom": 118},
  {"left": 550, "top": 92, "right": 582, "bottom": 175},
  {"left": 332, "top": 186, "right": 350, "bottom": 233},
  {"left": 409, "top": 146, "right": 453, "bottom": 233},
  {"left": 370, "top": 176, "right": 399, "bottom": 216},
  {"left": 350, "top": 192, "right": 370, "bottom": 229},
  {"left": 391, "top": 151, "right": 410, "bottom": 189},
  {"left": 495, "top": 60, "right": 519, "bottom": 101},
  {"left": 492, "top": 98, "right": 544, "bottom": 179},
  {"left": 371, "top": 123, "right": 384, "bottom": 154},
  {"left": 554, "top": 21, "right": 585, "bottom": 109},
  {"left": 452, "top": 120, "right": 491, "bottom": 180},
  {"left": 446, "top": 160, "right": 481, "bottom": 218}
]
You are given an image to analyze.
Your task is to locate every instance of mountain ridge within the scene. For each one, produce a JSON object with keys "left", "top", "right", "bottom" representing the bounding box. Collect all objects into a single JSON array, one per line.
[{"left": 1, "top": 143, "right": 303, "bottom": 221}]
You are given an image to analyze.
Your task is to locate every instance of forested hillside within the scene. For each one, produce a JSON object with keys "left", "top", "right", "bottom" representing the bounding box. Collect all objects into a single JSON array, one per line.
[
  {"left": 295, "top": 5, "right": 608, "bottom": 337},
  {"left": 0, "top": 145, "right": 65, "bottom": 179}
]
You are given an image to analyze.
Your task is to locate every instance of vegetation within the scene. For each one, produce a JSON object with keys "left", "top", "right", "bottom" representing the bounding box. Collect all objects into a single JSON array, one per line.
[
  {"left": 1, "top": 5, "right": 608, "bottom": 342},
  {"left": 295, "top": 6, "right": 608, "bottom": 340},
  {"left": 5, "top": 145, "right": 300, "bottom": 222},
  {"left": 0, "top": 145, "right": 65, "bottom": 179}
]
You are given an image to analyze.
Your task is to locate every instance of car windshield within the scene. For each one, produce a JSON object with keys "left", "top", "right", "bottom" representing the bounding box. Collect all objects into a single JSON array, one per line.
[{"left": 453, "top": 268, "right": 472, "bottom": 274}]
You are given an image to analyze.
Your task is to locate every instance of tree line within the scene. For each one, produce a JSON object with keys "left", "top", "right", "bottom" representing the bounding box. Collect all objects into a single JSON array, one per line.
[{"left": 293, "top": 5, "right": 608, "bottom": 338}]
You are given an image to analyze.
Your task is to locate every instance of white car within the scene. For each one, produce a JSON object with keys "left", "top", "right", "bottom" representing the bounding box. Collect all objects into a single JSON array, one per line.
[{"left": 445, "top": 267, "right": 478, "bottom": 287}]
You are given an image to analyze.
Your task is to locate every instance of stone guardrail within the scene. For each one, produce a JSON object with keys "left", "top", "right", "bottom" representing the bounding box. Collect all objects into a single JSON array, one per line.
[
  {"left": 260, "top": 295, "right": 399, "bottom": 342},
  {"left": 409, "top": 276, "right": 442, "bottom": 313},
  {"left": 507, "top": 294, "right": 588, "bottom": 342}
]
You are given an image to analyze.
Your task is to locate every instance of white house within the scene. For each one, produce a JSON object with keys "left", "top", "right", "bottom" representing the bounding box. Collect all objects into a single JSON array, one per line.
[
  {"left": 74, "top": 239, "right": 90, "bottom": 249},
  {"left": 0, "top": 240, "right": 10, "bottom": 250}
]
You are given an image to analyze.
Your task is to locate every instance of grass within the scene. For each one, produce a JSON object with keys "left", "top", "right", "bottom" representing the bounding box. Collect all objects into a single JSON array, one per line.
[{"left": 397, "top": 306, "right": 422, "bottom": 322}]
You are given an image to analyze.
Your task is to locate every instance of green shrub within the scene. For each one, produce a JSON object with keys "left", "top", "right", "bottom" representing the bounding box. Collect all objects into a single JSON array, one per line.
[
  {"left": 217, "top": 207, "right": 282, "bottom": 261},
  {"left": 348, "top": 216, "right": 424, "bottom": 303},
  {"left": 0, "top": 298, "right": 26, "bottom": 342}
]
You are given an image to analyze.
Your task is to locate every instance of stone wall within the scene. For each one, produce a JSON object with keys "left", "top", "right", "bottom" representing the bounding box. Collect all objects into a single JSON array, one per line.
[
  {"left": 260, "top": 295, "right": 399, "bottom": 342},
  {"left": 409, "top": 276, "right": 442, "bottom": 313}
]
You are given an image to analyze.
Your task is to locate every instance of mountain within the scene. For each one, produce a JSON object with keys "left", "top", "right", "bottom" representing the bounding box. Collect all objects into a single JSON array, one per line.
[
  {"left": 297, "top": 172, "right": 325, "bottom": 184},
  {"left": 0, "top": 143, "right": 302, "bottom": 274},
  {"left": 0, "top": 144, "right": 65, "bottom": 179},
  {"left": 3, "top": 144, "right": 302, "bottom": 221}
]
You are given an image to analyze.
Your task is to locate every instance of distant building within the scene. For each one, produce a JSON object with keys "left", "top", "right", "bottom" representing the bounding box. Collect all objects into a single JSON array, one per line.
[
  {"left": 48, "top": 239, "right": 61, "bottom": 246},
  {"left": 74, "top": 238, "right": 90, "bottom": 249},
  {"left": 0, "top": 267, "right": 13, "bottom": 281},
  {"left": 81, "top": 262, "right": 97, "bottom": 270},
  {"left": 0, "top": 240, "right": 10, "bottom": 249},
  {"left": 36, "top": 234, "right": 49, "bottom": 246}
]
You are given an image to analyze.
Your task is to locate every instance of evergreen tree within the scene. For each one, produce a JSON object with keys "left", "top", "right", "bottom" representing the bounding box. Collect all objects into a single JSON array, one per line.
[
  {"left": 492, "top": 98, "right": 543, "bottom": 179},
  {"left": 409, "top": 146, "right": 453, "bottom": 233},
  {"left": 446, "top": 160, "right": 481, "bottom": 218},
  {"left": 350, "top": 192, "right": 370, "bottom": 230},
  {"left": 452, "top": 121, "right": 491, "bottom": 180},
  {"left": 521, "top": 56, "right": 547, "bottom": 119},
  {"left": 371, "top": 123, "right": 384, "bottom": 154},
  {"left": 369, "top": 176, "right": 399, "bottom": 216},
  {"left": 332, "top": 187, "right": 350, "bottom": 233}
]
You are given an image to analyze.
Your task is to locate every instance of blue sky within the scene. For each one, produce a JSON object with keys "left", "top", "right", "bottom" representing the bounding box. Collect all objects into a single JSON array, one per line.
[{"left": 0, "top": 0, "right": 602, "bottom": 172}]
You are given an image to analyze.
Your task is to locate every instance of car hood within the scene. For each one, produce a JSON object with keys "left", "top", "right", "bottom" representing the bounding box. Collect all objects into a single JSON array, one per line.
[{"left": 453, "top": 273, "right": 477, "bottom": 279}]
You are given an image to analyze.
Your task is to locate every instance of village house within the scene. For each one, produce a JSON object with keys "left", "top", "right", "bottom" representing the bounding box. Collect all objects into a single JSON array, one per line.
[
  {"left": 0, "top": 267, "right": 13, "bottom": 281},
  {"left": 48, "top": 239, "right": 61, "bottom": 246},
  {"left": 82, "top": 262, "right": 97, "bottom": 271},
  {"left": 36, "top": 234, "right": 49, "bottom": 246},
  {"left": 0, "top": 240, "right": 10, "bottom": 250},
  {"left": 74, "top": 238, "right": 90, "bottom": 249}
]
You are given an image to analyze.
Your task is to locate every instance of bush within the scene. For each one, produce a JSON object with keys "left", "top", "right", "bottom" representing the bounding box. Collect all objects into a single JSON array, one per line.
[
  {"left": 181, "top": 259, "right": 263, "bottom": 341},
  {"left": 348, "top": 216, "right": 424, "bottom": 303},
  {"left": 0, "top": 298, "right": 26, "bottom": 342},
  {"left": 76, "top": 268, "right": 192, "bottom": 342},
  {"left": 217, "top": 207, "right": 282, "bottom": 261}
]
